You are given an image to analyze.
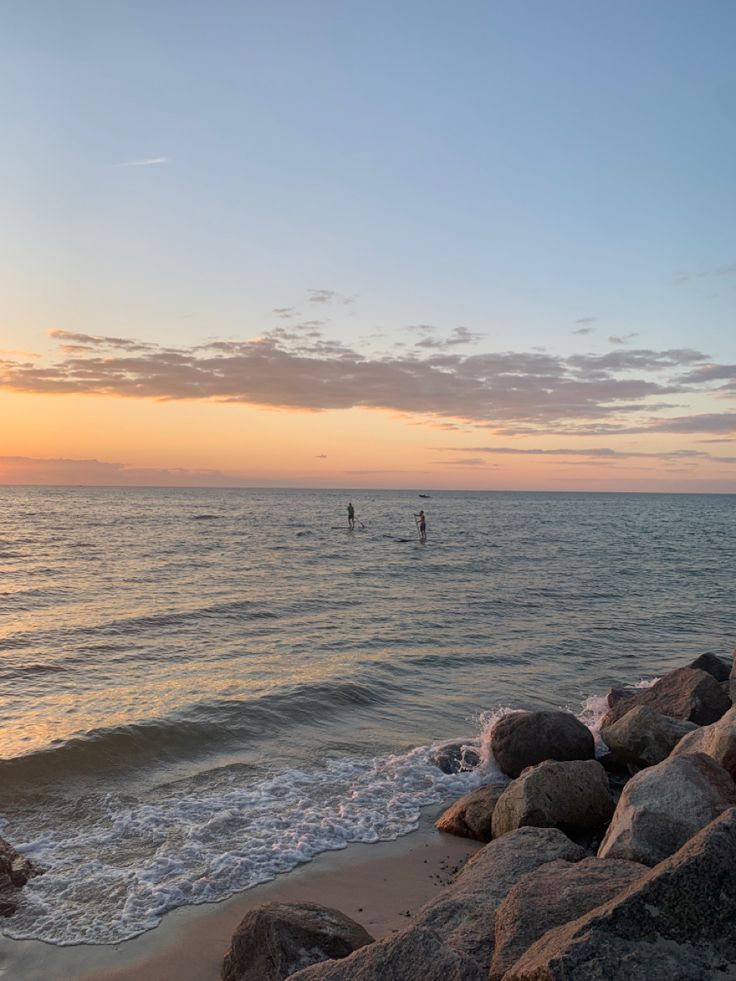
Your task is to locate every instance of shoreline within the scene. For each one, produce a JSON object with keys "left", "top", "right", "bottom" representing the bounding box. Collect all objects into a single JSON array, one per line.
[{"left": 1, "top": 804, "right": 481, "bottom": 981}]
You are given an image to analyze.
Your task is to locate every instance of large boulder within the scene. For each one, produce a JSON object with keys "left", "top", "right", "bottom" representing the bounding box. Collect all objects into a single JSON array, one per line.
[
  {"left": 731, "top": 648, "right": 736, "bottom": 703},
  {"left": 601, "top": 705, "right": 697, "bottom": 769},
  {"left": 411, "top": 826, "right": 585, "bottom": 971},
  {"left": 671, "top": 705, "right": 736, "bottom": 779},
  {"left": 286, "top": 926, "right": 486, "bottom": 981},
  {"left": 490, "top": 711, "right": 594, "bottom": 779},
  {"left": 489, "top": 857, "right": 646, "bottom": 980},
  {"left": 491, "top": 760, "right": 614, "bottom": 839},
  {"left": 0, "top": 838, "right": 42, "bottom": 917},
  {"left": 601, "top": 667, "right": 731, "bottom": 729},
  {"left": 435, "top": 784, "right": 505, "bottom": 842},
  {"left": 688, "top": 652, "right": 731, "bottom": 682},
  {"left": 597, "top": 751, "right": 736, "bottom": 866},
  {"left": 504, "top": 808, "right": 736, "bottom": 980},
  {"left": 221, "top": 902, "right": 373, "bottom": 981}
]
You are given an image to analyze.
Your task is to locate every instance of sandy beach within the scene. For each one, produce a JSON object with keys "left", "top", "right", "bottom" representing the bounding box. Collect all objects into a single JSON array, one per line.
[{"left": 1, "top": 805, "right": 479, "bottom": 981}]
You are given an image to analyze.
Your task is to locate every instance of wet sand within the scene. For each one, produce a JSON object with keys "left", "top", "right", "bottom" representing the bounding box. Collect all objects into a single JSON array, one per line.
[{"left": 1, "top": 806, "right": 480, "bottom": 981}]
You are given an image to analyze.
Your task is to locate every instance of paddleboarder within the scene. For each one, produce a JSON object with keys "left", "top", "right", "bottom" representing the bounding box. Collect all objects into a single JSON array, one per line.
[
  {"left": 347, "top": 501, "right": 355, "bottom": 529},
  {"left": 414, "top": 509, "right": 427, "bottom": 542}
]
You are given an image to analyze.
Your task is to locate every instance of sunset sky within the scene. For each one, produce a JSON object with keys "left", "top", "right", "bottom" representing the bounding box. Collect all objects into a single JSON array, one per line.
[{"left": 2, "top": 1, "right": 735, "bottom": 491}]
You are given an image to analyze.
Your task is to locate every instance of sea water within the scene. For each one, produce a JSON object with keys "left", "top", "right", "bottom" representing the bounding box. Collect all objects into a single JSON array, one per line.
[{"left": 1, "top": 487, "right": 734, "bottom": 944}]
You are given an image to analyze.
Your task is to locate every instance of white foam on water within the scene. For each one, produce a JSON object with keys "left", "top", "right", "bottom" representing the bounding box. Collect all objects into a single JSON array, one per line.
[{"left": 4, "top": 691, "right": 646, "bottom": 946}]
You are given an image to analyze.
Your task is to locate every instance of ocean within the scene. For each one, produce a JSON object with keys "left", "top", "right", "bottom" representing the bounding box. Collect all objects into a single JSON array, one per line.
[{"left": 1, "top": 487, "right": 734, "bottom": 945}]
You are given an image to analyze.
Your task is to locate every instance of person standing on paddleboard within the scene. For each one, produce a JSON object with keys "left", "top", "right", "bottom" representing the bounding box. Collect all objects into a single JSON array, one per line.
[
  {"left": 415, "top": 509, "right": 427, "bottom": 542},
  {"left": 347, "top": 502, "right": 355, "bottom": 529}
]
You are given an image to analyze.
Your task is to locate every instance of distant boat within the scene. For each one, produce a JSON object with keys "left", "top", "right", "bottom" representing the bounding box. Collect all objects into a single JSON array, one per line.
[{"left": 418, "top": 494, "right": 431, "bottom": 499}]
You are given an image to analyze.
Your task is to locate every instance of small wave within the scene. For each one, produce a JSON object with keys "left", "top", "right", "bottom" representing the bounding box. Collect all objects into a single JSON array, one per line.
[
  {"left": 191, "top": 514, "right": 221, "bottom": 520},
  {"left": 0, "top": 680, "right": 390, "bottom": 787}
]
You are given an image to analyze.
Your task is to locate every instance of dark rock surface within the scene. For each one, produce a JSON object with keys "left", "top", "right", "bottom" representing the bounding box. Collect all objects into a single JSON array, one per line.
[
  {"left": 688, "top": 652, "right": 731, "bottom": 682},
  {"left": 491, "top": 760, "right": 613, "bottom": 839},
  {"left": 601, "top": 666, "right": 731, "bottom": 729},
  {"left": 287, "top": 926, "right": 486, "bottom": 980},
  {"left": 489, "top": 857, "right": 646, "bottom": 980},
  {"left": 429, "top": 741, "right": 481, "bottom": 774},
  {"left": 490, "top": 711, "right": 594, "bottom": 779},
  {"left": 221, "top": 902, "right": 373, "bottom": 981},
  {"left": 504, "top": 808, "right": 736, "bottom": 980},
  {"left": 597, "top": 751, "right": 736, "bottom": 865},
  {"left": 0, "top": 838, "right": 42, "bottom": 918},
  {"left": 435, "top": 784, "right": 505, "bottom": 842}
]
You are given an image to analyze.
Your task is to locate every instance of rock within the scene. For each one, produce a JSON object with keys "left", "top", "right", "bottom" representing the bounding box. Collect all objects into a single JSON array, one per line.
[
  {"left": 221, "top": 902, "right": 373, "bottom": 981},
  {"left": 688, "top": 652, "right": 731, "bottom": 682},
  {"left": 287, "top": 925, "right": 486, "bottom": 981},
  {"left": 411, "top": 826, "right": 585, "bottom": 971},
  {"left": 600, "top": 705, "right": 698, "bottom": 769},
  {"left": 429, "top": 741, "right": 481, "bottom": 774},
  {"left": 601, "top": 666, "right": 731, "bottom": 729},
  {"left": 491, "top": 760, "right": 614, "bottom": 839},
  {"left": 597, "top": 751, "right": 736, "bottom": 866},
  {"left": 504, "top": 808, "right": 736, "bottom": 980},
  {"left": 490, "top": 711, "right": 594, "bottom": 779},
  {"left": 435, "top": 784, "right": 505, "bottom": 842},
  {"left": 488, "top": 857, "right": 646, "bottom": 980},
  {"left": 606, "top": 686, "right": 639, "bottom": 709},
  {"left": 671, "top": 704, "right": 736, "bottom": 780},
  {"left": 731, "top": 648, "right": 736, "bottom": 702},
  {"left": 0, "top": 838, "right": 42, "bottom": 917}
]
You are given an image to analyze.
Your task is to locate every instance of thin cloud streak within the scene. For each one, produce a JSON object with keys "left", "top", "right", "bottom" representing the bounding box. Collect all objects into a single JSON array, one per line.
[{"left": 113, "top": 156, "right": 170, "bottom": 168}]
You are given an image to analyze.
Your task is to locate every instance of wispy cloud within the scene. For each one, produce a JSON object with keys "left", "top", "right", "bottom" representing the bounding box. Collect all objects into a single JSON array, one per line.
[
  {"left": 114, "top": 156, "right": 170, "bottom": 168},
  {"left": 608, "top": 332, "right": 639, "bottom": 345}
]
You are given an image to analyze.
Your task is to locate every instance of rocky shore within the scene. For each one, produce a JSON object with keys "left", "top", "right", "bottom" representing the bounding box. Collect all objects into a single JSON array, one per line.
[
  {"left": 218, "top": 648, "right": 736, "bottom": 980},
  {"left": 3, "top": 649, "right": 736, "bottom": 980}
]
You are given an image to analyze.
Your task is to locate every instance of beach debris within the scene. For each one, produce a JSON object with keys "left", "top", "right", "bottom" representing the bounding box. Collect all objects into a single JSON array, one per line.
[
  {"left": 429, "top": 741, "right": 480, "bottom": 774},
  {"left": 504, "top": 808, "right": 736, "bottom": 980},
  {"left": 411, "top": 827, "right": 585, "bottom": 974},
  {"left": 597, "top": 751, "right": 736, "bottom": 866},
  {"left": 435, "top": 784, "right": 506, "bottom": 842},
  {"left": 601, "top": 705, "right": 698, "bottom": 770},
  {"left": 600, "top": 666, "right": 731, "bottom": 729},
  {"left": 489, "top": 856, "right": 646, "bottom": 980},
  {"left": 491, "top": 760, "right": 614, "bottom": 840},
  {"left": 0, "top": 838, "right": 42, "bottom": 918},
  {"left": 490, "top": 710, "right": 595, "bottom": 779},
  {"left": 221, "top": 902, "right": 373, "bottom": 981},
  {"left": 670, "top": 704, "right": 736, "bottom": 780}
]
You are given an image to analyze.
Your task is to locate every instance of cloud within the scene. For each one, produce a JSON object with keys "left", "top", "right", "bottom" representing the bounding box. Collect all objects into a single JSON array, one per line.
[
  {"left": 0, "top": 328, "right": 725, "bottom": 433},
  {"left": 0, "top": 455, "right": 252, "bottom": 486},
  {"left": 316, "top": 454, "right": 328, "bottom": 458},
  {"left": 572, "top": 326, "right": 596, "bottom": 336},
  {"left": 415, "top": 326, "right": 484, "bottom": 350},
  {"left": 273, "top": 307, "right": 296, "bottom": 319},
  {"left": 307, "top": 289, "right": 355, "bottom": 305},
  {"left": 672, "top": 262, "right": 736, "bottom": 286},
  {"left": 437, "top": 445, "right": 736, "bottom": 465},
  {"left": 608, "top": 332, "right": 639, "bottom": 345},
  {"left": 114, "top": 156, "right": 169, "bottom": 168}
]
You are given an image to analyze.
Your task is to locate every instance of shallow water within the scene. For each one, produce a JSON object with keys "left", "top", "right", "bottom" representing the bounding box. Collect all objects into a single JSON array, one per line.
[{"left": 1, "top": 487, "right": 734, "bottom": 943}]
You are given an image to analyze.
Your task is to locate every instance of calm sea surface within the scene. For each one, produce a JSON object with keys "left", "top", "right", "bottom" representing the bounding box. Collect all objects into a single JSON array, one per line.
[{"left": 1, "top": 487, "right": 734, "bottom": 944}]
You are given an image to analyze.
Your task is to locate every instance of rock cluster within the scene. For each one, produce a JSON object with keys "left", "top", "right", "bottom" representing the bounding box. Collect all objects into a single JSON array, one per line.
[
  {"left": 0, "top": 837, "right": 42, "bottom": 917},
  {"left": 220, "top": 647, "right": 736, "bottom": 980}
]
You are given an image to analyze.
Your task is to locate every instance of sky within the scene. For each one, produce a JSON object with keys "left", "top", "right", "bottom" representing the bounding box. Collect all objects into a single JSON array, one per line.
[{"left": 1, "top": 0, "right": 735, "bottom": 491}]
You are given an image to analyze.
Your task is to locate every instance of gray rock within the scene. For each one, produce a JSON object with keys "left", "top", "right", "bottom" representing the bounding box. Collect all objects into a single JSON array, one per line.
[
  {"left": 412, "top": 826, "right": 585, "bottom": 971},
  {"left": 0, "top": 838, "right": 42, "bottom": 918},
  {"left": 601, "top": 666, "right": 731, "bottom": 729},
  {"left": 597, "top": 751, "right": 736, "bottom": 866},
  {"left": 491, "top": 760, "right": 614, "bottom": 839},
  {"left": 430, "top": 741, "right": 481, "bottom": 774},
  {"left": 731, "top": 647, "right": 736, "bottom": 703},
  {"left": 504, "top": 807, "right": 736, "bottom": 980},
  {"left": 287, "top": 926, "right": 486, "bottom": 981},
  {"left": 600, "top": 705, "right": 698, "bottom": 769},
  {"left": 490, "top": 711, "right": 594, "bottom": 779},
  {"left": 671, "top": 704, "right": 736, "bottom": 780},
  {"left": 688, "top": 652, "right": 731, "bottom": 682},
  {"left": 221, "top": 902, "right": 373, "bottom": 981},
  {"left": 435, "top": 784, "right": 505, "bottom": 842},
  {"left": 489, "top": 857, "right": 646, "bottom": 980}
]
